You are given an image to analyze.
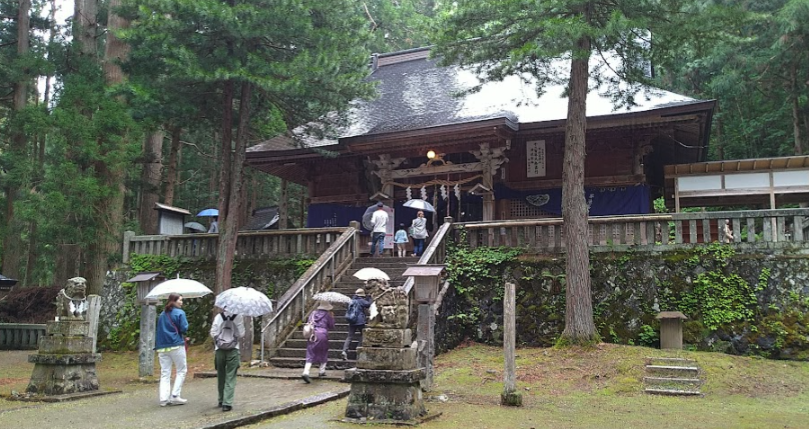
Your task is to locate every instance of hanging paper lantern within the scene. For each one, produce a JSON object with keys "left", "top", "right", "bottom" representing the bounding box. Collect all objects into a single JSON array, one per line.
[
  {"left": 406, "top": 187, "right": 412, "bottom": 200},
  {"left": 454, "top": 184, "right": 461, "bottom": 200},
  {"left": 440, "top": 184, "right": 447, "bottom": 200},
  {"left": 420, "top": 186, "right": 427, "bottom": 200}
]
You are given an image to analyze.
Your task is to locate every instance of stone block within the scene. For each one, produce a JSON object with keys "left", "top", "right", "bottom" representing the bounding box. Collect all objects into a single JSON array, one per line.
[
  {"left": 38, "top": 336, "right": 94, "bottom": 354},
  {"left": 345, "top": 382, "right": 425, "bottom": 421},
  {"left": 46, "top": 321, "right": 90, "bottom": 337},
  {"left": 27, "top": 363, "right": 99, "bottom": 395},
  {"left": 356, "top": 347, "right": 417, "bottom": 370},
  {"left": 363, "top": 328, "right": 412, "bottom": 347},
  {"left": 28, "top": 353, "right": 101, "bottom": 365},
  {"left": 344, "top": 368, "right": 425, "bottom": 384}
]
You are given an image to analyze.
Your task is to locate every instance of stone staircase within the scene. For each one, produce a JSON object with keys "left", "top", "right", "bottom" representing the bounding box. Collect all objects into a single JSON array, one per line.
[
  {"left": 268, "top": 256, "right": 420, "bottom": 369},
  {"left": 643, "top": 357, "right": 703, "bottom": 396}
]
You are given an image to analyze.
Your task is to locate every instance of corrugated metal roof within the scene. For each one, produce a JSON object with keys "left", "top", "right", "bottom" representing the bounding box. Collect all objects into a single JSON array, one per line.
[{"left": 665, "top": 155, "right": 809, "bottom": 176}]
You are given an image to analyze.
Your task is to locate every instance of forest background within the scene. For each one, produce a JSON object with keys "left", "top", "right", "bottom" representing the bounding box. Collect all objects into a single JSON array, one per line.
[{"left": 0, "top": 0, "right": 807, "bottom": 294}]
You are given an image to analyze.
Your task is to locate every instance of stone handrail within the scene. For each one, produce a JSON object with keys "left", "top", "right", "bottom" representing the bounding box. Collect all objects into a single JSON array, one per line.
[
  {"left": 0, "top": 323, "right": 46, "bottom": 350},
  {"left": 454, "top": 208, "right": 809, "bottom": 251},
  {"left": 403, "top": 218, "right": 453, "bottom": 296},
  {"left": 122, "top": 227, "right": 349, "bottom": 263},
  {"left": 260, "top": 223, "right": 359, "bottom": 358}
]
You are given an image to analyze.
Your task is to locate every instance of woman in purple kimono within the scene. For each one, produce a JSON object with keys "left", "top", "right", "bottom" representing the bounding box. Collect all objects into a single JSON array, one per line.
[{"left": 301, "top": 300, "right": 335, "bottom": 383}]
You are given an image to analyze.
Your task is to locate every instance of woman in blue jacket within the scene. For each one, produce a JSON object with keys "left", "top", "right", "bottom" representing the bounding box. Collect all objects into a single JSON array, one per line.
[{"left": 155, "top": 293, "right": 189, "bottom": 406}]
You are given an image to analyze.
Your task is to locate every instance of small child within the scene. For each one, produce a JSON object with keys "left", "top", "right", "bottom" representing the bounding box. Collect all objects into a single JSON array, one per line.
[{"left": 394, "top": 223, "right": 409, "bottom": 258}]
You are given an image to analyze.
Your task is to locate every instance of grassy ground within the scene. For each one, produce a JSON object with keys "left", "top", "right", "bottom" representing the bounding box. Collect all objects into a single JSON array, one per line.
[
  {"left": 0, "top": 344, "right": 217, "bottom": 411},
  {"left": 249, "top": 342, "right": 809, "bottom": 429},
  {"left": 3, "top": 342, "right": 808, "bottom": 427}
]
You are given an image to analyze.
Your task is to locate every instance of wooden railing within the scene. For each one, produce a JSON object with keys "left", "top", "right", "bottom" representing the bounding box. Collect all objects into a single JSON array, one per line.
[
  {"left": 454, "top": 208, "right": 809, "bottom": 251},
  {"left": 122, "top": 227, "right": 349, "bottom": 263},
  {"left": 260, "top": 223, "right": 360, "bottom": 359},
  {"left": 0, "top": 323, "right": 45, "bottom": 350},
  {"left": 403, "top": 217, "right": 453, "bottom": 296}
]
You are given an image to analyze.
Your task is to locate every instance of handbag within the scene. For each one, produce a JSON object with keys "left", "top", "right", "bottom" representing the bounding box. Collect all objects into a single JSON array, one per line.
[
  {"left": 166, "top": 309, "right": 189, "bottom": 352},
  {"left": 302, "top": 313, "right": 316, "bottom": 342}
]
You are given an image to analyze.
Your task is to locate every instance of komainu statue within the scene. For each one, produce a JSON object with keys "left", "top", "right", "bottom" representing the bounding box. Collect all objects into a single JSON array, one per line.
[
  {"left": 56, "top": 277, "right": 88, "bottom": 320},
  {"left": 365, "top": 278, "right": 408, "bottom": 329}
]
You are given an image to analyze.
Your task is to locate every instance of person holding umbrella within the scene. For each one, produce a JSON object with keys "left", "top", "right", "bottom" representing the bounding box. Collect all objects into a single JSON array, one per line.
[
  {"left": 210, "top": 308, "right": 245, "bottom": 412},
  {"left": 341, "top": 288, "right": 372, "bottom": 361},
  {"left": 302, "top": 300, "right": 335, "bottom": 383},
  {"left": 410, "top": 210, "right": 429, "bottom": 257},
  {"left": 155, "top": 293, "right": 189, "bottom": 406}
]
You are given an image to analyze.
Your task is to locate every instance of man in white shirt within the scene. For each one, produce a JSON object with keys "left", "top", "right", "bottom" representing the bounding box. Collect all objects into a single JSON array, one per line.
[
  {"left": 370, "top": 202, "right": 388, "bottom": 257},
  {"left": 210, "top": 310, "right": 245, "bottom": 412}
]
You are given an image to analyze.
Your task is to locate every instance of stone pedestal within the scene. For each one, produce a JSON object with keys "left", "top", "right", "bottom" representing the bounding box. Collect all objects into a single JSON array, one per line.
[
  {"left": 27, "top": 320, "right": 101, "bottom": 395},
  {"left": 344, "top": 285, "right": 426, "bottom": 423}
]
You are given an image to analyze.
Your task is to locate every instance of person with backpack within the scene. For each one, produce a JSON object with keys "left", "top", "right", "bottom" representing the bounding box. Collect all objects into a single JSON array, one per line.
[
  {"left": 155, "top": 293, "right": 189, "bottom": 407},
  {"left": 210, "top": 309, "right": 245, "bottom": 412},
  {"left": 341, "top": 288, "right": 372, "bottom": 361}
]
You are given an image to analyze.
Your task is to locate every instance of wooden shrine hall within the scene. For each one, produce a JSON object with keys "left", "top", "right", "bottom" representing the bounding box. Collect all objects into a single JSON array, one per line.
[{"left": 245, "top": 47, "right": 716, "bottom": 228}]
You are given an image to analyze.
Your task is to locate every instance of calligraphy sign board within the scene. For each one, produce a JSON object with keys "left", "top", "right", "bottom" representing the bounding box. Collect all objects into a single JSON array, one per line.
[{"left": 526, "top": 140, "right": 546, "bottom": 178}]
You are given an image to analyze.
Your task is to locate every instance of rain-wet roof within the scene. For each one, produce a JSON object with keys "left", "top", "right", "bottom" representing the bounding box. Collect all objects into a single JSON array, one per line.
[{"left": 247, "top": 47, "right": 708, "bottom": 153}]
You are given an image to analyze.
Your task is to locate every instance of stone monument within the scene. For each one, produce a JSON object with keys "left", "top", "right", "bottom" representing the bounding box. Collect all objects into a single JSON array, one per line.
[
  {"left": 344, "top": 278, "right": 427, "bottom": 423},
  {"left": 27, "top": 277, "right": 101, "bottom": 395}
]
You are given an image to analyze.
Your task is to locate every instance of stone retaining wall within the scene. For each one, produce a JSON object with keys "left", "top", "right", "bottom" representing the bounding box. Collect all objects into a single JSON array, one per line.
[{"left": 436, "top": 245, "right": 809, "bottom": 359}]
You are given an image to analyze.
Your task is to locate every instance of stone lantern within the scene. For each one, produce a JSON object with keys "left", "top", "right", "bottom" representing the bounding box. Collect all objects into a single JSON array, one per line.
[
  {"left": 402, "top": 264, "right": 445, "bottom": 391},
  {"left": 126, "top": 272, "right": 165, "bottom": 377}
]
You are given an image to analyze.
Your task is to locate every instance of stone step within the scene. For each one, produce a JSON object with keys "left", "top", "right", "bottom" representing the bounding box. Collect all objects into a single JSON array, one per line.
[
  {"left": 646, "top": 357, "right": 697, "bottom": 366},
  {"left": 643, "top": 376, "right": 702, "bottom": 385},
  {"left": 290, "top": 330, "right": 354, "bottom": 341},
  {"left": 284, "top": 338, "right": 359, "bottom": 349},
  {"left": 644, "top": 388, "right": 702, "bottom": 396},
  {"left": 645, "top": 365, "right": 699, "bottom": 373},
  {"left": 275, "top": 347, "right": 359, "bottom": 360},
  {"left": 269, "top": 356, "right": 355, "bottom": 370}
]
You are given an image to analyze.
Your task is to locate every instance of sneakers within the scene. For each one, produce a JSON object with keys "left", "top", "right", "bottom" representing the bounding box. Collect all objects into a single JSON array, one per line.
[
  {"left": 301, "top": 374, "right": 311, "bottom": 384},
  {"left": 159, "top": 401, "right": 169, "bottom": 407},
  {"left": 318, "top": 371, "right": 327, "bottom": 378},
  {"left": 222, "top": 405, "right": 232, "bottom": 412},
  {"left": 341, "top": 350, "right": 348, "bottom": 361},
  {"left": 170, "top": 396, "right": 188, "bottom": 405}
]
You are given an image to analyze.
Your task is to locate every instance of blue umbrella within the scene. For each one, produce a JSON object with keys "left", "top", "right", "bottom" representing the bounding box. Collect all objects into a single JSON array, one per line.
[{"left": 197, "top": 208, "right": 219, "bottom": 217}]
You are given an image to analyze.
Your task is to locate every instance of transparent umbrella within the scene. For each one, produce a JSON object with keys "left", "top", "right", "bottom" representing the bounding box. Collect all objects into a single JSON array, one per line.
[
  {"left": 145, "top": 278, "right": 213, "bottom": 299},
  {"left": 362, "top": 203, "right": 390, "bottom": 230},
  {"left": 403, "top": 198, "right": 436, "bottom": 213}
]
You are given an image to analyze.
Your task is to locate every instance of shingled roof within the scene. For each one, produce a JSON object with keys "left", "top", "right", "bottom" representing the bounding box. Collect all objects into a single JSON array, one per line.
[{"left": 247, "top": 47, "right": 710, "bottom": 154}]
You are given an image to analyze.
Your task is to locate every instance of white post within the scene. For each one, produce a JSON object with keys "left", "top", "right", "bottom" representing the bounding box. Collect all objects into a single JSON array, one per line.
[{"left": 87, "top": 295, "right": 102, "bottom": 353}]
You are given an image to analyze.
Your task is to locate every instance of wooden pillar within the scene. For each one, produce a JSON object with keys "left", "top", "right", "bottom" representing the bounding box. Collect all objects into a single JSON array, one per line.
[
  {"left": 501, "top": 282, "right": 522, "bottom": 406},
  {"left": 87, "top": 295, "right": 102, "bottom": 353},
  {"left": 279, "top": 179, "right": 288, "bottom": 230}
]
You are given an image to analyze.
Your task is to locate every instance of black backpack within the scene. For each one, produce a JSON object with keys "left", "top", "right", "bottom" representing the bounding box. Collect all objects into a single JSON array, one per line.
[{"left": 345, "top": 299, "right": 363, "bottom": 325}]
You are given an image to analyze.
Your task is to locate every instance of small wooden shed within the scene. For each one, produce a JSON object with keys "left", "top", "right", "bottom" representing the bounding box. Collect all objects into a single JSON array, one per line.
[{"left": 154, "top": 203, "right": 191, "bottom": 235}]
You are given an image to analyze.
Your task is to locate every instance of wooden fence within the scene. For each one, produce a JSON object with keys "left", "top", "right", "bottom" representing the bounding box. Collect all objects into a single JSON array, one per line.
[
  {"left": 0, "top": 323, "right": 45, "bottom": 350},
  {"left": 123, "top": 227, "right": 349, "bottom": 263},
  {"left": 454, "top": 208, "right": 809, "bottom": 251}
]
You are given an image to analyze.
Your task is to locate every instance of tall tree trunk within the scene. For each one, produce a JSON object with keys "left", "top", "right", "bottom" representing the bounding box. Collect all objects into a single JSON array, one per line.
[
  {"left": 215, "top": 82, "right": 251, "bottom": 294},
  {"left": 87, "top": 0, "right": 129, "bottom": 295},
  {"left": 214, "top": 81, "right": 235, "bottom": 294},
  {"left": 163, "top": 127, "right": 182, "bottom": 205},
  {"left": 791, "top": 65, "right": 803, "bottom": 155},
  {"left": 2, "top": 0, "right": 32, "bottom": 283},
  {"left": 74, "top": 0, "right": 98, "bottom": 58},
  {"left": 139, "top": 130, "right": 164, "bottom": 234},
  {"left": 560, "top": 35, "right": 598, "bottom": 345}
]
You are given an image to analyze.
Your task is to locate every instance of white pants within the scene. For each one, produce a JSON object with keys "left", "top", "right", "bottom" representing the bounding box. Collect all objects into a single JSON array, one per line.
[{"left": 158, "top": 347, "right": 187, "bottom": 402}]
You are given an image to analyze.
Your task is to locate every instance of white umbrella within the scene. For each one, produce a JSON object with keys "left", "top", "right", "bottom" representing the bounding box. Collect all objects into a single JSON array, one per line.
[
  {"left": 312, "top": 291, "right": 351, "bottom": 304},
  {"left": 403, "top": 198, "right": 436, "bottom": 213},
  {"left": 353, "top": 267, "right": 390, "bottom": 281},
  {"left": 145, "top": 278, "right": 213, "bottom": 299},
  {"left": 215, "top": 287, "right": 273, "bottom": 317}
]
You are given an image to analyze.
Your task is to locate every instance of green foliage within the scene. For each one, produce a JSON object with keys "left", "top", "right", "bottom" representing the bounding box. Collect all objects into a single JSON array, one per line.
[
  {"left": 637, "top": 324, "right": 659, "bottom": 347},
  {"left": 446, "top": 246, "right": 521, "bottom": 297},
  {"left": 129, "top": 254, "right": 185, "bottom": 277}
]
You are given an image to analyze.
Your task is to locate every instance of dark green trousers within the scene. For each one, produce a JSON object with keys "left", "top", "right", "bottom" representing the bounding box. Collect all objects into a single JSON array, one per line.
[{"left": 215, "top": 348, "right": 241, "bottom": 406}]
